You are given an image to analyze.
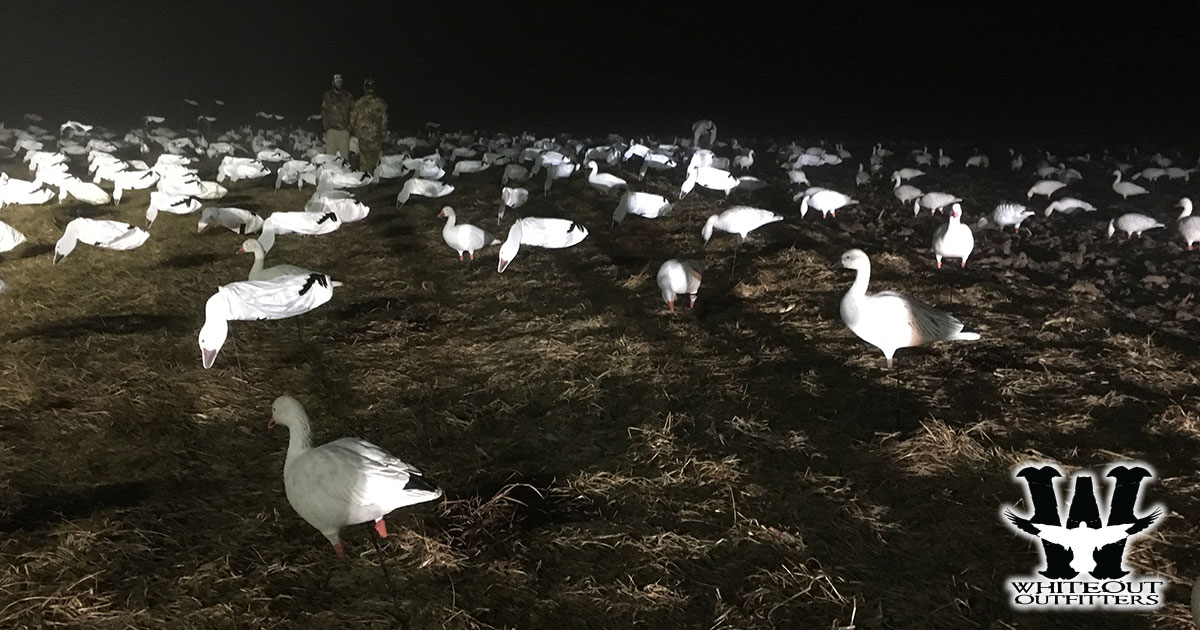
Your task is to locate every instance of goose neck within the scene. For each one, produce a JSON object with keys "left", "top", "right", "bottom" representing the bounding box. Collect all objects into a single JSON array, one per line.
[
  {"left": 849, "top": 263, "right": 871, "bottom": 298},
  {"left": 284, "top": 418, "right": 313, "bottom": 467}
]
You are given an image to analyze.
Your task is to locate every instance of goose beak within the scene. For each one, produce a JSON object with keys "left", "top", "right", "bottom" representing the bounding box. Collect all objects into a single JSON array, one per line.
[
  {"left": 497, "top": 257, "right": 510, "bottom": 273},
  {"left": 267, "top": 417, "right": 277, "bottom": 429},
  {"left": 236, "top": 246, "right": 245, "bottom": 254},
  {"left": 52, "top": 252, "right": 64, "bottom": 265},
  {"left": 201, "top": 348, "right": 219, "bottom": 369}
]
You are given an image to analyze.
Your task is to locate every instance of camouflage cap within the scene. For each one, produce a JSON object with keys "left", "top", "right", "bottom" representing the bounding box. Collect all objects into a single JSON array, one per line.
[{"left": 363, "top": 78, "right": 376, "bottom": 91}]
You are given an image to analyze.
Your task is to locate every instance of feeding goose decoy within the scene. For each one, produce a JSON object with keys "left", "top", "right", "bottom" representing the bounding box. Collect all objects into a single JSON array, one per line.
[
  {"left": 53, "top": 218, "right": 149, "bottom": 264},
  {"left": 1111, "top": 170, "right": 1149, "bottom": 200},
  {"left": 701, "top": 206, "right": 783, "bottom": 244},
  {"left": 892, "top": 168, "right": 925, "bottom": 181},
  {"left": 197, "top": 272, "right": 336, "bottom": 369},
  {"left": 267, "top": 395, "right": 443, "bottom": 558},
  {"left": 679, "top": 166, "right": 740, "bottom": 199},
  {"left": 932, "top": 203, "right": 974, "bottom": 268},
  {"left": 1177, "top": 198, "right": 1200, "bottom": 250},
  {"left": 258, "top": 211, "right": 342, "bottom": 253},
  {"left": 497, "top": 217, "right": 589, "bottom": 273},
  {"left": 396, "top": 178, "right": 455, "bottom": 207},
  {"left": 498, "top": 186, "right": 529, "bottom": 224},
  {"left": 1043, "top": 197, "right": 1097, "bottom": 216},
  {"left": 837, "top": 248, "right": 980, "bottom": 368},
  {"left": 0, "top": 220, "right": 27, "bottom": 253},
  {"left": 799, "top": 189, "right": 858, "bottom": 219},
  {"left": 914, "top": 191, "right": 962, "bottom": 216},
  {"left": 198, "top": 207, "right": 264, "bottom": 235},
  {"left": 439, "top": 206, "right": 500, "bottom": 261},
  {"left": 613, "top": 191, "right": 672, "bottom": 226},
  {"left": 1107, "top": 213, "right": 1165, "bottom": 239},
  {"left": 656, "top": 259, "right": 704, "bottom": 312},
  {"left": 1027, "top": 180, "right": 1067, "bottom": 199},
  {"left": 979, "top": 203, "right": 1034, "bottom": 232}
]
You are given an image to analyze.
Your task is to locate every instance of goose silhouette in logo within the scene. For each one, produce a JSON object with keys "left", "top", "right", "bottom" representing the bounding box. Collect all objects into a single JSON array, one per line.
[
  {"left": 198, "top": 273, "right": 336, "bottom": 368},
  {"left": 1004, "top": 509, "right": 1160, "bottom": 578},
  {"left": 268, "top": 395, "right": 442, "bottom": 558}
]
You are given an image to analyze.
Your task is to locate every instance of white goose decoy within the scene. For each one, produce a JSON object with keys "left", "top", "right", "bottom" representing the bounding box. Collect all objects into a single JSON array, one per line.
[
  {"left": 1107, "top": 213, "right": 1165, "bottom": 239},
  {"left": 145, "top": 192, "right": 201, "bottom": 227},
  {"left": 1026, "top": 180, "right": 1067, "bottom": 199},
  {"left": 258, "top": 211, "right": 342, "bottom": 253},
  {"left": 198, "top": 207, "right": 265, "bottom": 235},
  {"left": 54, "top": 218, "right": 150, "bottom": 264},
  {"left": 1112, "top": 170, "right": 1149, "bottom": 200},
  {"left": 268, "top": 395, "right": 443, "bottom": 558},
  {"left": 702, "top": 206, "right": 783, "bottom": 244},
  {"left": 496, "top": 217, "right": 589, "bottom": 273},
  {"left": 892, "top": 168, "right": 925, "bottom": 181},
  {"left": 498, "top": 186, "right": 529, "bottom": 223},
  {"left": 932, "top": 203, "right": 974, "bottom": 268},
  {"left": 892, "top": 173, "right": 923, "bottom": 207},
  {"left": 585, "top": 160, "right": 628, "bottom": 193},
  {"left": 732, "top": 150, "right": 755, "bottom": 171},
  {"left": 612, "top": 191, "right": 672, "bottom": 226},
  {"left": 217, "top": 157, "right": 271, "bottom": 184},
  {"left": 1042, "top": 197, "right": 1097, "bottom": 216},
  {"left": 980, "top": 203, "right": 1034, "bottom": 232},
  {"left": 198, "top": 272, "right": 336, "bottom": 369},
  {"left": 439, "top": 206, "right": 500, "bottom": 261},
  {"left": 1178, "top": 198, "right": 1200, "bottom": 250},
  {"left": 914, "top": 192, "right": 962, "bottom": 216},
  {"left": 679, "top": 166, "right": 740, "bottom": 199},
  {"left": 656, "top": 259, "right": 704, "bottom": 311},
  {"left": 238, "top": 238, "right": 318, "bottom": 281},
  {"left": 57, "top": 177, "right": 111, "bottom": 205},
  {"left": 395, "top": 178, "right": 455, "bottom": 206},
  {"left": 799, "top": 189, "right": 858, "bottom": 219},
  {"left": 0, "top": 220, "right": 27, "bottom": 253},
  {"left": 855, "top": 163, "right": 871, "bottom": 186},
  {"left": 838, "top": 248, "right": 980, "bottom": 368}
]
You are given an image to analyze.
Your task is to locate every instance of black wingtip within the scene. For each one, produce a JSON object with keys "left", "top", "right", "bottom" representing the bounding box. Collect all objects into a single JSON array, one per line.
[{"left": 404, "top": 474, "right": 439, "bottom": 494}]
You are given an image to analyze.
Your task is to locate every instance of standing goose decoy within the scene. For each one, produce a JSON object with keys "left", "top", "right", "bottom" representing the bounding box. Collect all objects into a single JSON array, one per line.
[
  {"left": 837, "top": 248, "right": 980, "bottom": 368},
  {"left": 1027, "top": 180, "right": 1067, "bottom": 199},
  {"left": 936, "top": 148, "right": 953, "bottom": 168},
  {"left": 799, "top": 189, "right": 858, "bottom": 219},
  {"left": 197, "top": 272, "right": 336, "bottom": 369},
  {"left": 268, "top": 395, "right": 443, "bottom": 558},
  {"left": 1178, "top": 198, "right": 1200, "bottom": 249},
  {"left": 914, "top": 191, "right": 962, "bottom": 217},
  {"left": 439, "top": 206, "right": 500, "bottom": 261},
  {"left": 53, "top": 218, "right": 150, "bottom": 264},
  {"left": 1043, "top": 197, "right": 1097, "bottom": 216},
  {"left": 932, "top": 203, "right": 974, "bottom": 268},
  {"left": 656, "top": 259, "right": 704, "bottom": 311},
  {"left": 238, "top": 238, "right": 320, "bottom": 281},
  {"left": 497, "top": 217, "right": 589, "bottom": 273},
  {"left": 498, "top": 186, "right": 529, "bottom": 224},
  {"left": 1111, "top": 171, "right": 1149, "bottom": 200},
  {"left": 732, "top": 150, "right": 755, "bottom": 171},
  {"left": 612, "top": 191, "right": 672, "bottom": 226},
  {"left": 1107, "top": 213, "right": 1165, "bottom": 239},
  {"left": 855, "top": 163, "right": 871, "bottom": 186},
  {"left": 980, "top": 203, "right": 1034, "bottom": 233},
  {"left": 585, "top": 160, "right": 628, "bottom": 193}
]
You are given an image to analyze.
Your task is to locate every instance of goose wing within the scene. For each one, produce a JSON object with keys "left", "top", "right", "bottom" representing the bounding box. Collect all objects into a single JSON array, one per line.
[{"left": 873, "top": 291, "right": 966, "bottom": 344}]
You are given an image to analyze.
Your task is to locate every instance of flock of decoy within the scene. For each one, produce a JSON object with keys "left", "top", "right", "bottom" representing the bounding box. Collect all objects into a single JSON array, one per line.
[{"left": 1, "top": 112, "right": 1197, "bottom": 557}]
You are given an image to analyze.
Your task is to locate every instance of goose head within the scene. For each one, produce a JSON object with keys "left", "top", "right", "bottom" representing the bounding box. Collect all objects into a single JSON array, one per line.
[
  {"left": 497, "top": 221, "right": 523, "bottom": 273},
  {"left": 269, "top": 394, "right": 308, "bottom": 429},
  {"left": 839, "top": 248, "right": 871, "bottom": 272},
  {"left": 237, "top": 238, "right": 264, "bottom": 256},
  {"left": 1179, "top": 197, "right": 1194, "bottom": 219},
  {"left": 701, "top": 214, "right": 719, "bottom": 243},
  {"left": 198, "top": 293, "right": 230, "bottom": 369},
  {"left": 950, "top": 203, "right": 963, "bottom": 221},
  {"left": 1107, "top": 219, "right": 1116, "bottom": 239},
  {"left": 437, "top": 206, "right": 455, "bottom": 221}
]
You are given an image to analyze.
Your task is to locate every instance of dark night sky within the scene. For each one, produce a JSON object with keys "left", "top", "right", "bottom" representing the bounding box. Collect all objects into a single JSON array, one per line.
[{"left": 2, "top": 2, "right": 1198, "bottom": 145}]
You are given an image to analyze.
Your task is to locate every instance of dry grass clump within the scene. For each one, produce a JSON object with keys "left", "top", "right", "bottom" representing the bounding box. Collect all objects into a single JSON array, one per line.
[{"left": 884, "top": 419, "right": 1011, "bottom": 477}]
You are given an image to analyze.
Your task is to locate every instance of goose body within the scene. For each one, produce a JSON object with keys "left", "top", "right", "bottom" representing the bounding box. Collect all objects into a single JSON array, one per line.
[
  {"left": 838, "top": 248, "right": 980, "bottom": 367},
  {"left": 497, "top": 217, "right": 589, "bottom": 272},
  {"left": 198, "top": 207, "right": 264, "bottom": 235},
  {"left": 0, "top": 220, "right": 27, "bottom": 252},
  {"left": 54, "top": 218, "right": 149, "bottom": 264},
  {"left": 1027, "top": 180, "right": 1067, "bottom": 199},
  {"left": 892, "top": 173, "right": 923, "bottom": 206},
  {"left": 396, "top": 178, "right": 455, "bottom": 206},
  {"left": 217, "top": 157, "right": 271, "bottom": 184},
  {"left": 238, "top": 238, "right": 317, "bottom": 281},
  {"left": 197, "top": 273, "right": 335, "bottom": 368},
  {"left": 451, "top": 159, "right": 489, "bottom": 177},
  {"left": 800, "top": 189, "right": 858, "bottom": 219},
  {"left": 931, "top": 204, "right": 974, "bottom": 268},
  {"left": 57, "top": 177, "right": 111, "bottom": 205},
  {"left": 439, "top": 206, "right": 500, "bottom": 260},
  {"left": 1112, "top": 171, "right": 1149, "bottom": 199},
  {"left": 855, "top": 163, "right": 871, "bottom": 186},
  {"left": 732, "top": 150, "right": 755, "bottom": 171},
  {"left": 258, "top": 211, "right": 342, "bottom": 252},
  {"left": 1107, "top": 213, "right": 1165, "bottom": 239},
  {"left": 269, "top": 395, "right": 442, "bottom": 557},
  {"left": 1178, "top": 198, "right": 1200, "bottom": 249},
  {"left": 656, "top": 259, "right": 704, "bottom": 311},
  {"left": 613, "top": 191, "right": 672, "bottom": 226},
  {"left": 701, "top": 206, "right": 783, "bottom": 242},
  {"left": 1043, "top": 197, "right": 1097, "bottom": 216},
  {"left": 1132, "top": 167, "right": 1165, "bottom": 182},
  {"left": 146, "top": 192, "right": 201, "bottom": 226},
  {"left": 914, "top": 191, "right": 962, "bottom": 216},
  {"left": 498, "top": 186, "right": 529, "bottom": 223},
  {"left": 985, "top": 203, "right": 1035, "bottom": 232},
  {"left": 892, "top": 168, "right": 925, "bottom": 181},
  {"left": 585, "top": 160, "right": 628, "bottom": 193},
  {"left": 679, "top": 166, "right": 740, "bottom": 198}
]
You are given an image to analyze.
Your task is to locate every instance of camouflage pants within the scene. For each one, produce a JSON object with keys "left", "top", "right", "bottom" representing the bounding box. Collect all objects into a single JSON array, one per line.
[{"left": 357, "top": 137, "right": 382, "bottom": 175}]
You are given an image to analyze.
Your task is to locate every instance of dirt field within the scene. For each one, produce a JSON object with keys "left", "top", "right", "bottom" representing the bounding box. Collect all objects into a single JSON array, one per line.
[{"left": 1, "top": 141, "right": 1198, "bottom": 629}]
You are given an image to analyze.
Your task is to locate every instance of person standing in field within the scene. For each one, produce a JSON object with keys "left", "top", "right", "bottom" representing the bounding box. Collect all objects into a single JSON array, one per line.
[
  {"left": 321, "top": 73, "right": 354, "bottom": 159},
  {"left": 350, "top": 78, "right": 388, "bottom": 176},
  {"left": 692, "top": 119, "right": 717, "bottom": 149}
]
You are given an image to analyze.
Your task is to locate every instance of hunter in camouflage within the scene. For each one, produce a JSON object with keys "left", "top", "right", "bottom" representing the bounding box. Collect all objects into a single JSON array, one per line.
[
  {"left": 350, "top": 78, "right": 388, "bottom": 175},
  {"left": 321, "top": 74, "right": 353, "bottom": 159}
]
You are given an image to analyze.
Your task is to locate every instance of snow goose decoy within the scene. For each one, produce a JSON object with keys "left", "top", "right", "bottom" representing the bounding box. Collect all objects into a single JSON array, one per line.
[
  {"left": 198, "top": 273, "right": 336, "bottom": 368},
  {"left": 799, "top": 189, "right": 858, "bottom": 219},
  {"left": 198, "top": 207, "right": 264, "bottom": 235},
  {"left": 931, "top": 203, "right": 974, "bottom": 268},
  {"left": 258, "top": 211, "right": 342, "bottom": 253},
  {"left": 57, "top": 177, "right": 111, "bottom": 206},
  {"left": 656, "top": 259, "right": 703, "bottom": 312},
  {"left": 679, "top": 166, "right": 740, "bottom": 199},
  {"left": 613, "top": 191, "right": 672, "bottom": 227},
  {"left": 268, "top": 395, "right": 442, "bottom": 558},
  {"left": 238, "top": 238, "right": 322, "bottom": 281},
  {"left": 855, "top": 163, "right": 871, "bottom": 186},
  {"left": 54, "top": 218, "right": 149, "bottom": 264},
  {"left": 0, "top": 220, "right": 27, "bottom": 252},
  {"left": 439, "top": 206, "right": 500, "bottom": 261},
  {"left": 496, "top": 217, "right": 589, "bottom": 273},
  {"left": 702, "top": 206, "right": 783, "bottom": 244},
  {"left": 914, "top": 192, "right": 962, "bottom": 217},
  {"left": 978, "top": 203, "right": 1035, "bottom": 233},
  {"left": 891, "top": 173, "right": 923, "bottom": 208},
  {"left": 498, "top": 186, "right": 529, "bottom": 224},
  {"left": 1043, "top": 197, "right": 1097, "bottom": 216},
  {"left": 585, "top": 160, "right": 628, "bottom": 193},
  {"left": 892, "top": 168, "right": 925, "bottom": 182},
  {"left": 145, "top": 192, "right": 201, "bottom": 227},
  {"left": 1112, "top": 170, "right": 1149, "bottom": 200},
  {"left": 1027, "top": 180, "right": 1067, "bottom": 199},
  {"left": 1178, "top": 198, "right": 1200, "bottom": 249},
  {"left": 837, "top": 248, "right": 980, "bottom": 368},
  {"left": 1107, "top": 213, "right": 1164, "bottom": 239},
  {"left": 395, "top": 178, "right": 455, "bottom": 207}
]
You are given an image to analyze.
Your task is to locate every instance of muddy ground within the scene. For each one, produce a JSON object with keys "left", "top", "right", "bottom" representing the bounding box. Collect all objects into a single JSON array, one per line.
[{"left": 1, "top": 140, "right": 1199, "bottom": 629}]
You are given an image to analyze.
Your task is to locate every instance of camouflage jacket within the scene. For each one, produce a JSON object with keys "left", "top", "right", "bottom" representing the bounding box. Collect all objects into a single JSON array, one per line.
[
  {"left": 350, "top": 94, "right": 388, "bottom": 140},
  {"left": 322, "top": 88, "right": 353, "bottom": 130}
]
